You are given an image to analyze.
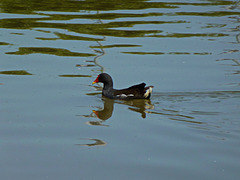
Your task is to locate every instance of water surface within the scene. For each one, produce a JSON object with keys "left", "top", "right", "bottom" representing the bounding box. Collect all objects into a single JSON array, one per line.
[{"left": 1, "top": 0, "right": 240, "bottom": 180}]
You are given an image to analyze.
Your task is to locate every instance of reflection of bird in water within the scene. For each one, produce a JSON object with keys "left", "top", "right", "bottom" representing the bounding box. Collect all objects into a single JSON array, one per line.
[
  {"left": 92, "top": 99, "right": 114, "bottom": 120},
  {"left": 92, "top": 97, "right": 154, "bottom": 121},
  {"left": 122, "top": 99, "right": 154, "bottom": 118},
  {"left": 76, "top": 138, "right": 106, "bottom": 147}
]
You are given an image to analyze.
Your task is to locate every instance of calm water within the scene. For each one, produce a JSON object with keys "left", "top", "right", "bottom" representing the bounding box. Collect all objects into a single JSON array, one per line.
[{"left": 1, "top": 0, "right": 240, "bottom": 179}]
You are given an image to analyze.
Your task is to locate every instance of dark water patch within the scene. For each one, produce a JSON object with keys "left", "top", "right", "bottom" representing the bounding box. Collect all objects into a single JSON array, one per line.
[
  {"left": 6, "top": 47, "right": 96, "bottom": 57},
  {"left": 0, "top": 70, "right": 33, "bottom": 75},
  {"left": 225, "top": 1, "right": 240, "bottom": 10},
  {"left": 1, "top": 9, "right": 229, "bottom": 39},
  {"left": 168, "top": 52, "right": 190, "bottom": 55},
  {"left": 0, "top": 18, "right": 45, "bottom": 29},
  {"left": 76, "top": 64, "right": 95, "bottom": 68},
  {"left": 202, "top": 23, "right": 227, "bottom": 28},
  {"left": 106, "top": 20, "right": 187, "bottom": 27},
  {"left": 43, "top": 12, "right": 165, "bottom": 21},
  {"left": 221, "top": 49, "right": 240, "bottom": 54},
  {"left": 0, "top": 18, "right": 162, "bottom": 37},
  {"left": 59, "top": 74, "right": 92, "bottom": 78},
  {"left": 95, "top": 29, "right": 162, "bottom": 38},
  {"left": 0, "top": 42, "right": 12, "bottom": 45},
  {"left": 10, "top": 32, "right": 24, "bottom": 35},
  {"left": 90, "top": 44, "right": 141, "bottom": 48},
  {"left": 53, "top": 32, "right": 104, "bottom": 41},
  {"left": 0, "top": 0, "right": 178, "bottom": 14},
  {"left": 2, "top": 13, "right": 226, "bottom": 39},
  {"left": 35, "top": 37, "right": 58, "bottom": 40},
  {"left": 36, "top": 32, "right": 103, "bottom": 41},
  {"left": 193, "top": 52, "right": 212, "bottom": 55},
  {"left": 0, "top": 0, "right": 235, "bottom": 15},
  {"left": 76, "top": 138, "right": 106, "bottom": 147},
  {"left": 35, "top": 29, "right": 51, "bottom": 33},
  {"left": 233, "top": 70, "right": 240, "bottom": 74},
  {"left": 167, "top": 1, "right": 234, "bottom": 6}
]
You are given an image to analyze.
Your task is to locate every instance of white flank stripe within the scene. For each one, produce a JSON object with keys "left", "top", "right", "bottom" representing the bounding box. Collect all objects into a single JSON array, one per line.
[
  {"left": 127, "top": 94, "right": 134, "bottom": 97},
  {"left": 116, "top": 94, "right": 134, "bottom": 98},
  {"left": 116, "top": 94, "right": 127, "bottom": 98}
]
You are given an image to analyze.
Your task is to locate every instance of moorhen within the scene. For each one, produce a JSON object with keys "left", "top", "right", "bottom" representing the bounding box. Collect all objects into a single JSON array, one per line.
[{"left": 92, "top": 73, "right": 154, "bottom": 100}]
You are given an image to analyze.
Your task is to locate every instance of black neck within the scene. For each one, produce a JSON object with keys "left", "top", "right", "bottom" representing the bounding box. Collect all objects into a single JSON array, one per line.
[{"left": 103, "top": 80, "right": 113, "bottom": 90}]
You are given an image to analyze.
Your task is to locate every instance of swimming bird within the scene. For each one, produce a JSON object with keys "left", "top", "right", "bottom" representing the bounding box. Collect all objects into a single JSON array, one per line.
[{"left": 92, "top": 73, "right": 153, "bottom": 100}]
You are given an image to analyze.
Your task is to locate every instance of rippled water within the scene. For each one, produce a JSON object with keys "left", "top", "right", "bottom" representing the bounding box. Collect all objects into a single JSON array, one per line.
[{"left": 1, "top": 0, "right": 240, "bottom": 179}]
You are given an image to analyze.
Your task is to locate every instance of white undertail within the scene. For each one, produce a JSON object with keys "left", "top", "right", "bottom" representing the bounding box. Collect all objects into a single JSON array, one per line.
[{"left": 144, "top": 87, "right": 153, "bottom": 98}]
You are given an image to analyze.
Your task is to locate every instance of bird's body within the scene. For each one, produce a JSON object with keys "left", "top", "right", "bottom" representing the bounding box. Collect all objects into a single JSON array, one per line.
[{"left": 92, "top": 73, "right": 153, "bottom": 100}]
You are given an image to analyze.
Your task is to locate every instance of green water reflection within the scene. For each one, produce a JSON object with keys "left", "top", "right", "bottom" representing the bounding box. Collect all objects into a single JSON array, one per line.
[
  {"left": 0, "top": 0, "right": 177, "bottom": 14},
  {"left": 0, "top": 42, "right": 12, "bottom": 45},
  {"left": 6, "top": 47, "right": 95, "bottom": 56},
  {"left": 1, "top": 0, "right": 237, "bottom": 40},
  {"left": 0, "top": 70, "right": 33, "bottom": 75},
  {"left": 1, "top": 0, "right": 239, "bottom": 70}
]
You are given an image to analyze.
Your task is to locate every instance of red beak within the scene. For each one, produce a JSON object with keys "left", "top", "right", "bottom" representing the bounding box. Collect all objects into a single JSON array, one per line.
[{"left": 92, "top": 76, "right": 99, "bottom": 84}]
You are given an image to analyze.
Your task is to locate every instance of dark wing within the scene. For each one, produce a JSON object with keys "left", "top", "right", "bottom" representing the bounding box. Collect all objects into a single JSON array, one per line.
[
  {"left": 113, "top": 83, "right": 146, "bottom": 99},
  {"left": 126, "top": 83, "right": 146, "bottom": 91}
]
